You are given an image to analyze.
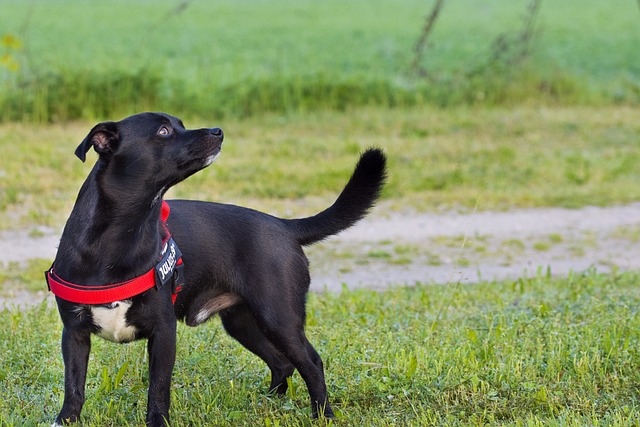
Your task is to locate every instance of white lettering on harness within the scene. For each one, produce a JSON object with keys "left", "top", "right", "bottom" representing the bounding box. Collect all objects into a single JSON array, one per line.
[{"left": 159, "top": 242, "right": 177, "bottom": 281}]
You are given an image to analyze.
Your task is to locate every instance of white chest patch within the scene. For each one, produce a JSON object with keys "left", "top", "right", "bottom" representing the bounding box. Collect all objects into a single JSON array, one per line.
[{"left": 90, "top": 301, "right": 138, "bottom": 343}]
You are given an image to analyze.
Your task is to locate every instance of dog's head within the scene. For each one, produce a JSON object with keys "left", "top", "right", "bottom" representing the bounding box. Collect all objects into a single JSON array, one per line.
[{"left": 75, "top": 112, "right": 223, "bottom": 194}]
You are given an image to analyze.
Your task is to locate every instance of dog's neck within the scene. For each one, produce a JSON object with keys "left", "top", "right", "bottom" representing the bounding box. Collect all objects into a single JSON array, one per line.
[{"left": 55, "top": 166, "right": 167, "bottom": 285}]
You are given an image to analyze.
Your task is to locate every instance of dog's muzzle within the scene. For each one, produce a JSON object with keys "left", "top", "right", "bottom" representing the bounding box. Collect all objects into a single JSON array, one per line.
[{"left": 202, "top": 128, "right": 223, "bottom": 167}]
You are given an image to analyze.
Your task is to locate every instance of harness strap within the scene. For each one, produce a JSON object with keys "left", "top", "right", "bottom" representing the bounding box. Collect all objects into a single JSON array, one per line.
[{"left": 46, "top": 201, "right": 184, "bottom": 305}]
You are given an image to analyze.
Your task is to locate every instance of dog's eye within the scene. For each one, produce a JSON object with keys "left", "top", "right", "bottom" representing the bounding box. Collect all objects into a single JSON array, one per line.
[{"left": 157, "top": 126, "right": 172, "bottom": 136}]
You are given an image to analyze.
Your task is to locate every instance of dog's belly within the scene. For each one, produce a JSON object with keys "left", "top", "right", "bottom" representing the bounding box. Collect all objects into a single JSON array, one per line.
[{"left": 90, "top": 301, "right": 138, "bottom": 343}]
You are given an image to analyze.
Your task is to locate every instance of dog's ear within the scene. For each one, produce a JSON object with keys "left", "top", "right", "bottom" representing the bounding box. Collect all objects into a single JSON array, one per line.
[{"left": 75, "top": 122, "right": 119, "bottom": 162}]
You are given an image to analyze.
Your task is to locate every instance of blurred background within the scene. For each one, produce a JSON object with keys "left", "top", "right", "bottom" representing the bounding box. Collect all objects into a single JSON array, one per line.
[
  {"left": 1, "top": 0, "right": 639, "bottom": 227},
  {"left": 1, "top": 0, "right": 639, "bottom": 121},
  {"left": 0, "top": 0, "right": 639, "bottom": 234}
]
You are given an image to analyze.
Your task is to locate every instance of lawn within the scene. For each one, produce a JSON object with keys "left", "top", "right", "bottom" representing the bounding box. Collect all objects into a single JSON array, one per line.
[{"left": 1, "top": 270, "right": 639, "bottom": 426}]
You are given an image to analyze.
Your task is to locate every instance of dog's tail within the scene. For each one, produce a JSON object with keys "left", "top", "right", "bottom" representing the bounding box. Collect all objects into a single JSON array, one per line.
[{"left": 285, "top": 148, "right": 387, "bottom": 246}]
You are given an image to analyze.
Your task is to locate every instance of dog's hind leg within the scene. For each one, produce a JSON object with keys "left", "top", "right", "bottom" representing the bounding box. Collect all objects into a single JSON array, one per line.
[
  {"left": 220, "top": 305, "right": 295, "bottom": 396},
  {"left": 247, "top": 303, "right": 334, "bottom": 419}
]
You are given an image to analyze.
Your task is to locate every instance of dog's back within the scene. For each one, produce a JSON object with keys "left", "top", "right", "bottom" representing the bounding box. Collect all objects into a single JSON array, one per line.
[{"left": 165, "top": 147, "right": 386, "bottom": 322}]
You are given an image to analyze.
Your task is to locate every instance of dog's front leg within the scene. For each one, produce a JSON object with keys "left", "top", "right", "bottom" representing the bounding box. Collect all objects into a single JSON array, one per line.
[
  {"left": 145, "top": 320, "right": 177, "bottom": 427},
  {"left": 54, "top": 327, "right": 91, "bottom": 426}
]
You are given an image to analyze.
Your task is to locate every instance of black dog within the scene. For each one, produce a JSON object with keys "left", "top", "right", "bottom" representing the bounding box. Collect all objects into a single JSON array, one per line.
[{"left": 47, "top": 112, "right": 386, "bottom": 426}]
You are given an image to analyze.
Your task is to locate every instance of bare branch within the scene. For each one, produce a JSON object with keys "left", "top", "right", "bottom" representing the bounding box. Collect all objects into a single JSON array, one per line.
[
  {"left": 518, "top": 0, "right": 543, "bottom": 58},
  {"left": 488, "top": 0, "right": 542, "bottom": 67},
  {"left": 410, "top": 0, "right": 445, "bottom": 78}
]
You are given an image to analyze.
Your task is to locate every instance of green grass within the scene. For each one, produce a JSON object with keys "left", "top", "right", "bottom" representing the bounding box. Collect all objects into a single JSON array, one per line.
[
  {"left": 0, "top": 258, "right": 51, "bottom": 296},
  {"left": 2, "top": 105, "right": 640, "bottom": 231},
  {"left": 1, "top": 269, "right": 639, "bottom": 425},
  {"left": 1, "top": 0, "right": 639, "bottom": 122}
]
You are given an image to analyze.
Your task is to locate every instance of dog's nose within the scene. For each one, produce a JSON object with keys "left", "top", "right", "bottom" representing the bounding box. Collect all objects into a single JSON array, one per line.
[{"left": 210, "top": 128, "right": 223, "bottom": 141}]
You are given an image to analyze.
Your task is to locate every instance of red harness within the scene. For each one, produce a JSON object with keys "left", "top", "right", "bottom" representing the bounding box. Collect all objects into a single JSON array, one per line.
[{"left": 46, "top": 201, "right": 184, "bottom": 305}]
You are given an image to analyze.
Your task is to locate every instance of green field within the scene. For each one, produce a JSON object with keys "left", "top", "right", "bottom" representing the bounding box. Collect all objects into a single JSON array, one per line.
[
  {"left": 2, "top": 270, "right": 640, "bottom": 426},
  {"left": 1, "top": 0, "right": 639, "bottom": 121},
  {"left": 2, "top": 1, "right": 640, "bottom": 425},
  {"left": 2, "top": 106, "right": 640, "bottom": 231}
]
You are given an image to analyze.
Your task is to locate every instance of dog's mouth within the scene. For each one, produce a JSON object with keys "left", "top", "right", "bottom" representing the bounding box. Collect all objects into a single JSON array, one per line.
[
  {"left": 197, "top": 128, "right": 223, "bottom": 169},
  {"left": 176, "top": 140, "right": 222, "bottom": 173},
  {"left": 198, "top": 141, "right": 222, "bottom": 168},
  {"left": 165, "top": 129, "right": 223, "bottom": 192}
]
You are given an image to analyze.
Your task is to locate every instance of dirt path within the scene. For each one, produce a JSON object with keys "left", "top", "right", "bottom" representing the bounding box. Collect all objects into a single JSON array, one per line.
[
  {"left": 2, "top": 203, "right": 640, "bottom": 307},
  {"left": 307, "top": 203, "right": 640, "bottom": 291}
]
